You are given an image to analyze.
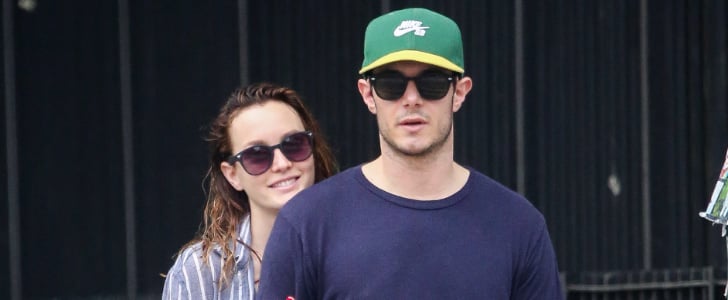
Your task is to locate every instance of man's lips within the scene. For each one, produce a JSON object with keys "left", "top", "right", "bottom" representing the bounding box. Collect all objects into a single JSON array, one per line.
[{"left": 399, "top": 117, "right": 427, "bottom": 126}]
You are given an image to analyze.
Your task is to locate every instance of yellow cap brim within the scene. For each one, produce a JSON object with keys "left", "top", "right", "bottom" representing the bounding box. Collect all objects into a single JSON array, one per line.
[{"left": 359, "top": 50, "right": 464, "bottom": 74}]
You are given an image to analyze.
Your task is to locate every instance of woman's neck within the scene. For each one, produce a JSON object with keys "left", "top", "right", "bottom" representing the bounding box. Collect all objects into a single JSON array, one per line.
[
  {"left": 249, "top": 211, "right": 276, "bottom": 255},
  {"left": 248, "top": 208, "right": 278, "bottom": 282}
]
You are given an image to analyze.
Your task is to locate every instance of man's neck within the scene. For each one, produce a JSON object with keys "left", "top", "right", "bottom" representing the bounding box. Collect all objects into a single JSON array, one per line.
[{"left": 362, "top": 149, "right": 469, "bottom": 200}]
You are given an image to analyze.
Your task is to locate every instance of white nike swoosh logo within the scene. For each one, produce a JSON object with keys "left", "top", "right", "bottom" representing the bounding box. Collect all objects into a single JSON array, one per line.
[{"left": 393, "top": 26, "right": 430, "bottom": 37}]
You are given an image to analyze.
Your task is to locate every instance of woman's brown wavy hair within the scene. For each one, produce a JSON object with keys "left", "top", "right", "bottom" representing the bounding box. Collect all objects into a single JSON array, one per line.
[{"left": 181, "top": 82, "right": 337, "bottom": 288}]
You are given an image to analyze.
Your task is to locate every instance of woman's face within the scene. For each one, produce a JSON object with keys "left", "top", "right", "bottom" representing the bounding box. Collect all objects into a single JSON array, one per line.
[{"left": 221, "top": 100, "right": 315, "bottom": 217}]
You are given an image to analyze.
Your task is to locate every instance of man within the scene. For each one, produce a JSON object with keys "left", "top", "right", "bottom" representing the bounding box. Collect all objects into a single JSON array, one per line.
[{"left": 257, "top": 7, "right": 563, "bottom": 299}]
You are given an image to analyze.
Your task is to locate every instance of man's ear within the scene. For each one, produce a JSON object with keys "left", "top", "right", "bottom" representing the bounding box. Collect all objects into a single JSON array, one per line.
[
  {"left": 452, "top": 76, "right": 472, "bottom": 112},
  {"left": 220, "top": 161, "right": 244, "bottom": 191},
  {"left": 358, "top": 78, "right": 377, "bottom": 114}
]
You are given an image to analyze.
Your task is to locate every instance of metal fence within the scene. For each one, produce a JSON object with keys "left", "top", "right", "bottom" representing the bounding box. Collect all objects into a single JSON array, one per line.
[{"left": 564, "top": 267, "right": 726, "bottom": 300}]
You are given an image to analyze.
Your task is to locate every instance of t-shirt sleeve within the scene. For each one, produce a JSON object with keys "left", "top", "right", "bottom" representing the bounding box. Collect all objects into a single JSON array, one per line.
[
  {"left": 512, "top": 222, "right": 565, "bottom": 300},
  {"left": 256, "top": 214, "right": 314, "bottom": 300}
]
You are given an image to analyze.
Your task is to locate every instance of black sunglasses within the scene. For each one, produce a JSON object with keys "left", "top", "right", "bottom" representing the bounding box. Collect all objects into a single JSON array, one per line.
[
  {"left": 367, "top": 69, "right": 457, "bottom": 101},
  {"left": 226, "top": 131, "right": 314, "bottom": 176}
]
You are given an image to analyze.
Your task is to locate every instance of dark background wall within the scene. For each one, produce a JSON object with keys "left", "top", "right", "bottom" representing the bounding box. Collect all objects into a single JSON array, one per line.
[{"left": 2, "top": 0, "right": 727, "bottom": 298}]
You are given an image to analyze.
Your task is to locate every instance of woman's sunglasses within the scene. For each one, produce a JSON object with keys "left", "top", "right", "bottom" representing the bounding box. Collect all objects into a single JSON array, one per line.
[
  {"left": 226, "top": 131, "right": 314, "bottom": 175},
  {"left": 367, "top": 69, "right": 457, "bottom": 101}
]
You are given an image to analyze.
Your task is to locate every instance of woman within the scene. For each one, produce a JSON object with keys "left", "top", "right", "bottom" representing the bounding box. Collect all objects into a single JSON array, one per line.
[{"left": 162, "top": 83, "right": 337, "bottom": 299}]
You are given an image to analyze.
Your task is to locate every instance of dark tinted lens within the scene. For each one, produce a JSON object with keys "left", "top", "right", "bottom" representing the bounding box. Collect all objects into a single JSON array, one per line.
[
  {"left": 281, "top": 132, "right": 313, "bottom": 162},
  {"left": 414, "top": 71, "right": 452, "bottom": 100},
  {"left": 372, "top": 72, "right": 407, "bottom": 100},
  {"left": 241, "top": 146, "right": 273, "bottom": 175},
  {"left": 371, "top": 70, "right": 452, "bottom": 101}
]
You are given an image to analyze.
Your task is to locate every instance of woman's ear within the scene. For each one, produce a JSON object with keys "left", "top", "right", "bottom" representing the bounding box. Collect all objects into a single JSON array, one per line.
[{"left": 220, "top": 161, "right": 244, "bottom": 191}]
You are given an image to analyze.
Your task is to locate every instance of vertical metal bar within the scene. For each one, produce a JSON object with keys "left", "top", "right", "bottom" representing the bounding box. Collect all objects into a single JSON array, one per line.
[
  {"left": 627, "top": 272, "right": 634, "bottom": 300},
  {"left": 380, "top": 0, "right": 390, "bottom": 14},
  {"left": 639, "top": 0, "right": 652, "bottom": 271},
  {"left": 639, "top": 271, "right": 646, "bottom": 300},
  {"left": 3, "top": 0, "right": 22, "bottom": 299},
  {"left": 118, "top": 0, "right": 137, "bottom": 298},
  {"left": 237, "top": 0, "right": 249, "bottom": 86},
  {"left": 705, "top": 266, "right": 712, "bottom": 300},
  {"left": 514, "top": 0, "right": 525, "bottom": 195}
]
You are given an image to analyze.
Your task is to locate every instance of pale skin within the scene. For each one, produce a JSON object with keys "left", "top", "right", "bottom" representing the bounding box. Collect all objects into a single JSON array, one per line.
[
  {"left": 219, "top": 101, "right": 316, "bottom": 286},
  {"left": 357, "top": 61, "right": 473, "bottom": 200}
]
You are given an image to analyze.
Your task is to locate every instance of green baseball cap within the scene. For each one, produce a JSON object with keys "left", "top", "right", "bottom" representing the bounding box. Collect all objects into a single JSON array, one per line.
[{"left": 359, "top": 8, "right": 464, "bottom": 75}]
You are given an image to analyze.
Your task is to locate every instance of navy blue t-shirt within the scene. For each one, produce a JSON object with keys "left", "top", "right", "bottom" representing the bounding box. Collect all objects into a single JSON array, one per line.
[{"left": 257, "top": 166, "right": 563, "bottom": 299}]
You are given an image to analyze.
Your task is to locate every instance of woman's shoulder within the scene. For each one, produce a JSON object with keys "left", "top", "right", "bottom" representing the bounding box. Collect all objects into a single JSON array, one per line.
[
  {"left": 178, "top": 242, "right": 206, "bottom": 261},
  {"left": 167, "top": 241, "right": 207, "bottom": 274},
  {"left": 166, "top": 240, "right": 236, "bottom": 284}
]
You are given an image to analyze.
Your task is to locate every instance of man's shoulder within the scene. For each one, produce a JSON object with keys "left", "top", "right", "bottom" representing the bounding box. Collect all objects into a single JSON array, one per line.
[
  {"left": 274, "top": 166, "right": 365, "bottom": 236},
  {"left": 466, "top": 168, "right": 522, "bottom": 198},
  {"left": 279, "top": 166, "right": 363, "bottom": 213},
  {"left": 465, "top": 167, "right": 546, "bottom": 222},
  {"left": 296, "top": 166, "right": 361, "bottom": 198}
]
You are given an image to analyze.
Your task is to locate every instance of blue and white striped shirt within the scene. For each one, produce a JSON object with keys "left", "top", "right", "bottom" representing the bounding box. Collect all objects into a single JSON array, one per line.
[{"left": 162, "top": 215, "right": 255, "bottom": 300}]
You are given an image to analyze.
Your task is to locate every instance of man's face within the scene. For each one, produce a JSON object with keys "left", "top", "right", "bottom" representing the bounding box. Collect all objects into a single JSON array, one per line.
[{"left": 358, "top": 61, "right": 471, "bottom": 158}]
